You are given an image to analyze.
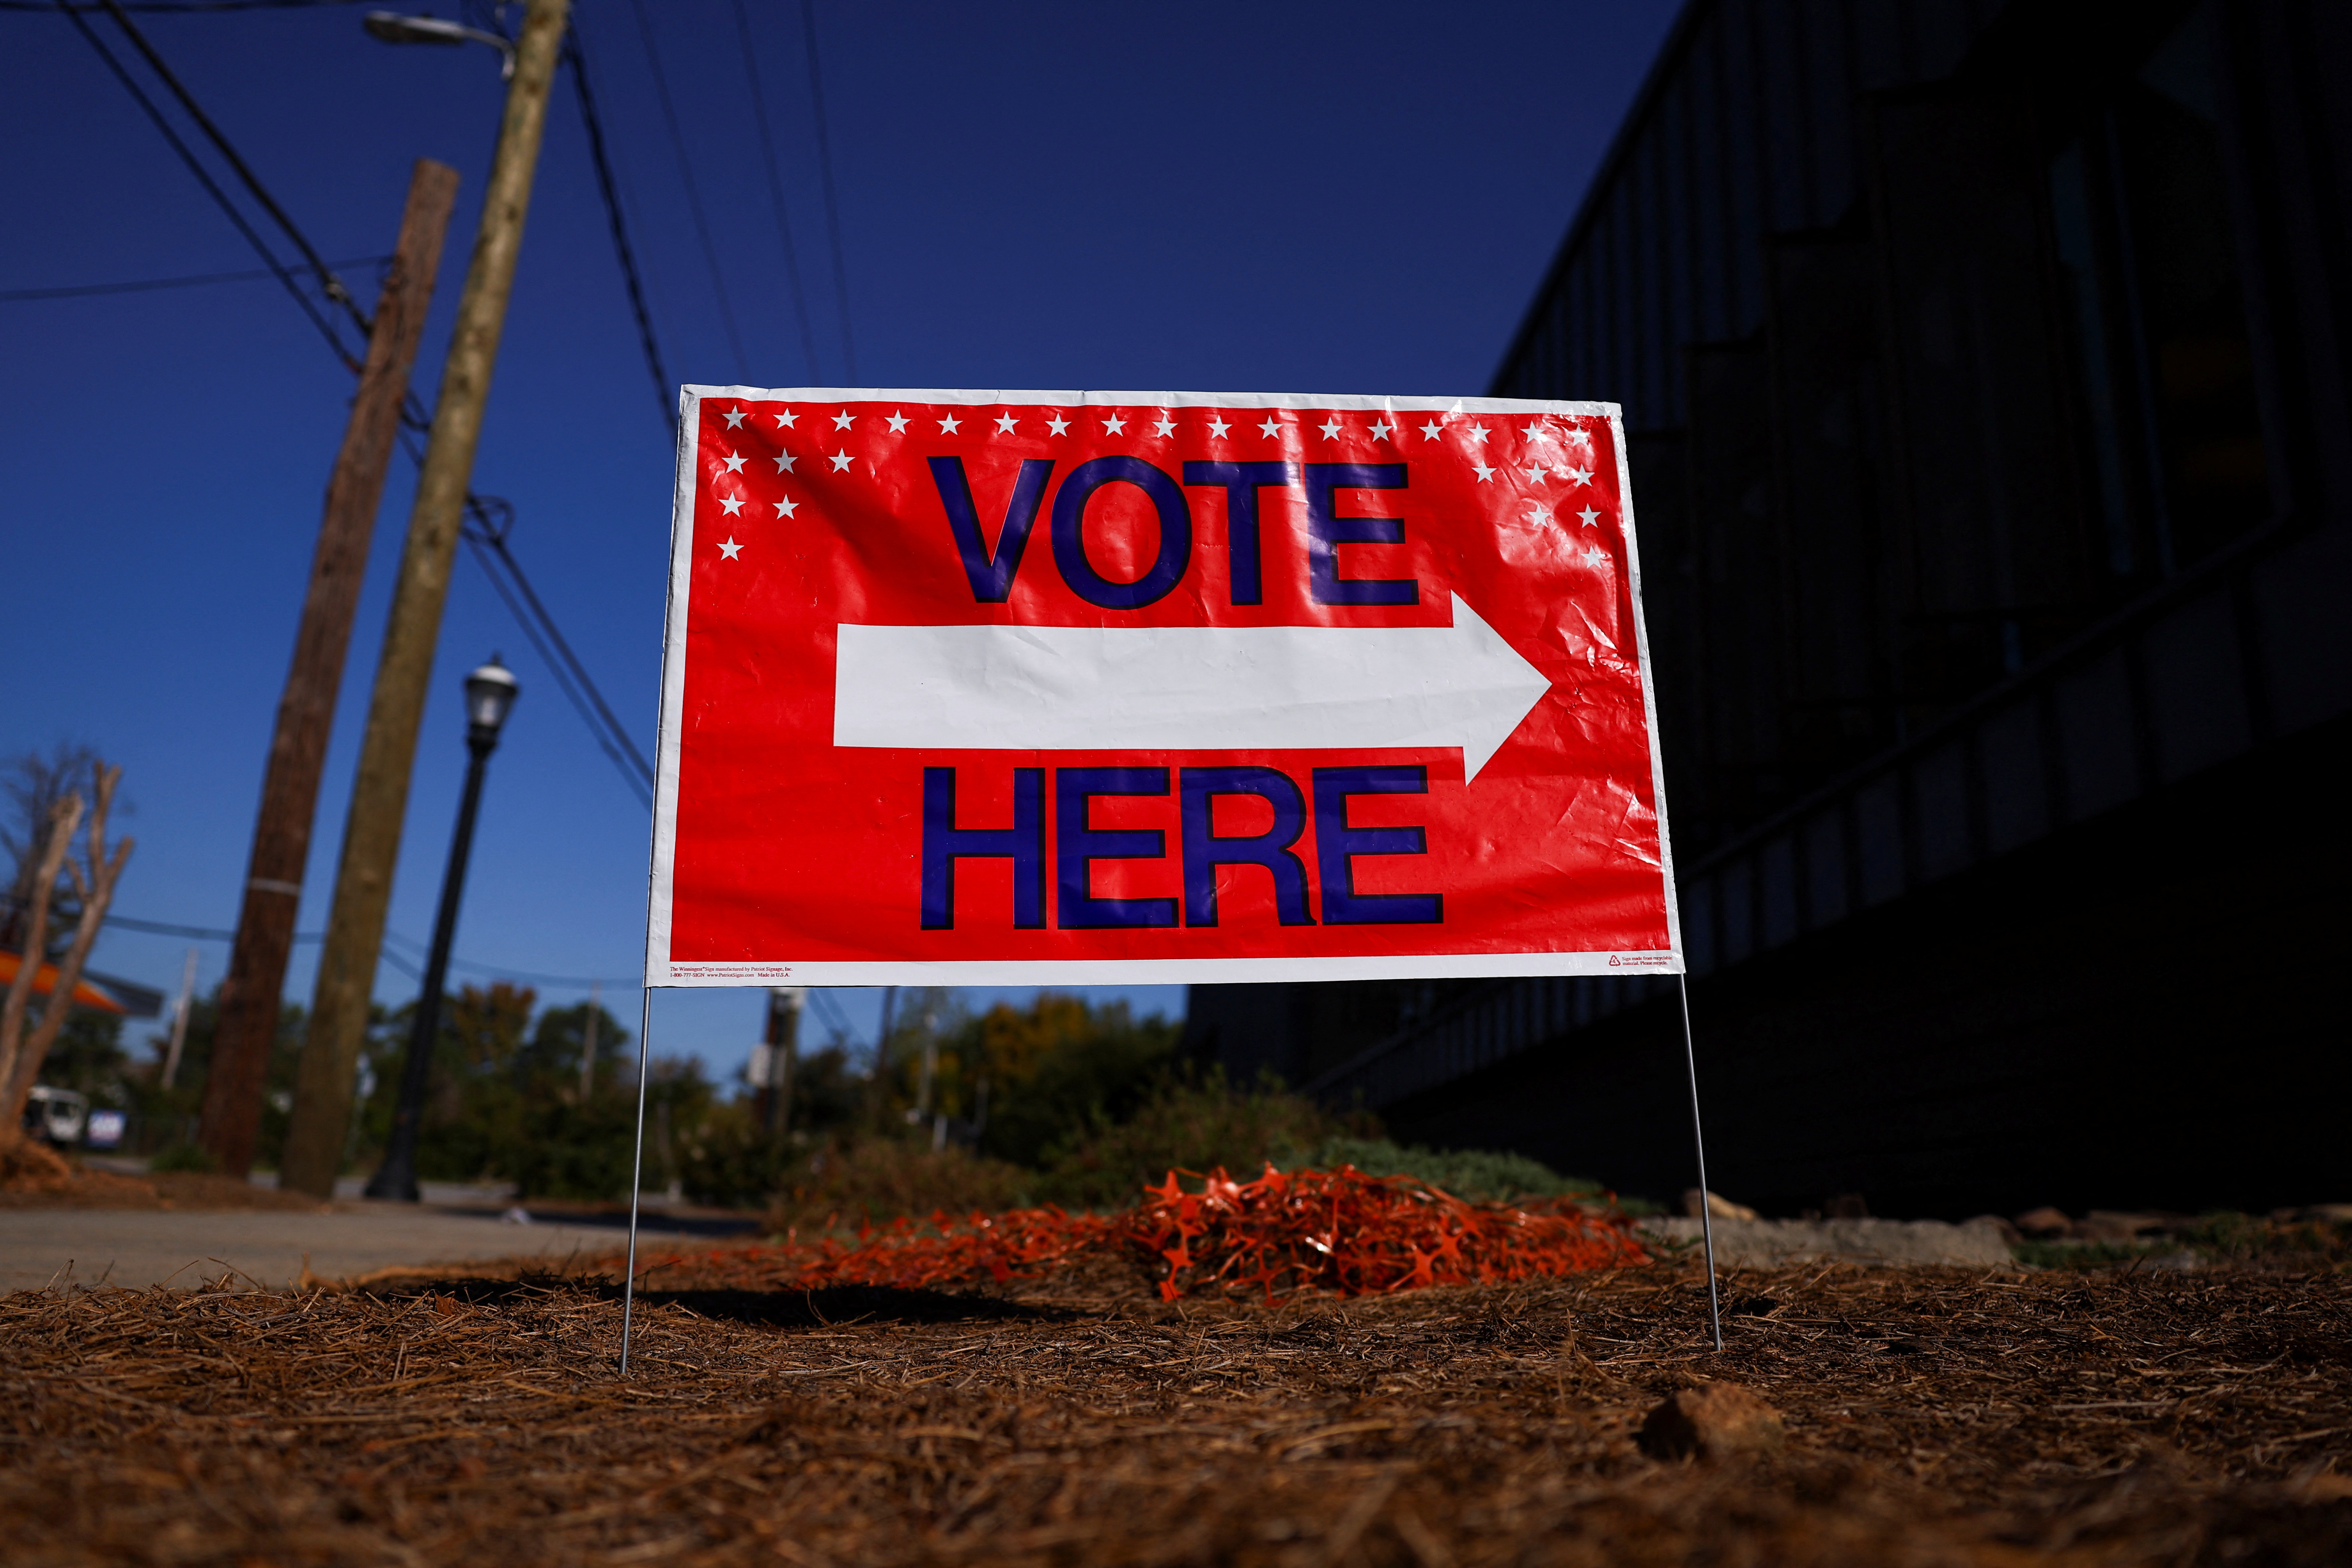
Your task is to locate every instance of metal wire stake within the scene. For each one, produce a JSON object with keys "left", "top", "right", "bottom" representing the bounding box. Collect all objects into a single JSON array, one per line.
[
  {"left": 618, "top": 986, "right": 655, "bottom": 1376},
  {"left": 1677, "top": 974, "right": 1725, "bottom": 1352}
]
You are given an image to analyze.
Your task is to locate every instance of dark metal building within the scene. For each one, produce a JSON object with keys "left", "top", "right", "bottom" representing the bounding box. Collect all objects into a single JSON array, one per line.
[{"left": 1186, "top": 0, "right": 2352, "bottom": 1215}]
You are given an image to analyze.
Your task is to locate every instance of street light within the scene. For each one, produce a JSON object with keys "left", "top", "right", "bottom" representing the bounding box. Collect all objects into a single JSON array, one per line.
[
  {"left": 363, "top": 656, "right": 520, "bottom": 1201},
  {"left": 363, "top": 10, "right": 517, "bottom": 78}
]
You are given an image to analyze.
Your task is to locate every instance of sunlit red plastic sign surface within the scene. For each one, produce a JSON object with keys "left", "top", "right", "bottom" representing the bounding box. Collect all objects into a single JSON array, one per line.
[{"left": 647, "top": 387, "right": 1683, "bottom": 985}]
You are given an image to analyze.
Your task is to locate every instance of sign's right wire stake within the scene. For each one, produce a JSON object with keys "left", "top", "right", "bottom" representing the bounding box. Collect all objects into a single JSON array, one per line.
[{"left": 1677, "top": 974, "right": 1725, "bottom": 1352}]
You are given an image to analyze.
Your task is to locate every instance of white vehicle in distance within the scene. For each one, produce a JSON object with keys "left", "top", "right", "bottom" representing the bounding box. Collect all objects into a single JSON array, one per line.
[{"left": 21, "top": 1085, "right": 89, "bottom": 1146}]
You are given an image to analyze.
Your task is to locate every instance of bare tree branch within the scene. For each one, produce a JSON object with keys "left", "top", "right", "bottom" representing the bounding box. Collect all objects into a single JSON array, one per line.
[
  {"left": 6, "top": 766, "right": 133, "bottom": 1124},
  {"left": 0, "top": 795, "right": 85, "bottom": 1108}
]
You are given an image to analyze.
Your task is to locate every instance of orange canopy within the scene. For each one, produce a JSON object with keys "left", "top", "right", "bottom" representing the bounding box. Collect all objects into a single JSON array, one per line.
[{"left": 0, "top": 951, "right": 126, "bottom": 1014}]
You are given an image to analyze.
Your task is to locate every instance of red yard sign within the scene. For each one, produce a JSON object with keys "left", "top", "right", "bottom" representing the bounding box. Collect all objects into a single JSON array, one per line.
[{"left": 646, "top": 388, "right": 1682, "bottom": 985}]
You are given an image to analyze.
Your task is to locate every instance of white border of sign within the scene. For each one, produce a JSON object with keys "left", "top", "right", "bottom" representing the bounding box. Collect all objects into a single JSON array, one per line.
[{"left": 643, "top": 387, "right": 1684, "bottom": 987}]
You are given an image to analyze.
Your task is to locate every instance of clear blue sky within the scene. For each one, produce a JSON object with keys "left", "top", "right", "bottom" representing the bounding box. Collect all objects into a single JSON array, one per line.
[{"left": 0, "top": 0, "right": 1675, "bottom": 1086}]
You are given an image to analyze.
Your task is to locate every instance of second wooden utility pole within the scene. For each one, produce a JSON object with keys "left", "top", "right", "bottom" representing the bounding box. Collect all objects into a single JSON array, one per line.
[
  {"left": 279, "top": 0, "right": 573, "bottom": 1198},
  {"left": 197, "top": 158, "right": 460, "bottom": 1177}
]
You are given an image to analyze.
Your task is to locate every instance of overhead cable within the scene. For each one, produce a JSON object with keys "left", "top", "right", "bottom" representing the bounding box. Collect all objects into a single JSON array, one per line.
[
  {"left": 12, "top": 1, "right": 367, "bottom": 12},
  {"left": 96, "top": 0, "right": 371, "bottom": 338},
  {"left": 55, "top": 0, "right": 362, "bottom": 368},
  {"left": 626, "top": 0, "right": 752, "bottom": 381},
  {"left": 0, "top": 255, "right": 388, "bottom": 302},
  {"left": 70, "top": 0, "right": 659, "bottom": 810},
  {"left": 93, "top": 909, "right": 636, "bottom": 990},
  {"left": 728, "top": 0, "right": 821, "bottom": 382},
  {"left": 564, "top": 19, "right": 677, "bottom": 437},
  {"left": 801, "top": 0, "right": 857, "bottom": 381}
]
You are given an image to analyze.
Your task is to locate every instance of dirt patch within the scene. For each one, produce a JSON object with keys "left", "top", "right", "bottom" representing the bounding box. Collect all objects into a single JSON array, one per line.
[{"left": 3, "top": 1258, "right": 2347, "bottom": 1565}]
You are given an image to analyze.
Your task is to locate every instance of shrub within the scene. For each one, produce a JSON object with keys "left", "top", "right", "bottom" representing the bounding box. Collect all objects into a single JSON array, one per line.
[
  {"left": 676, "top": 1098, "right": 794, "bottom": 1211},
  {"left": 148, "top": 1141, "right": 217, "bottom": 1175},
  {"left": 1279, "top": 1135, "right": 1601, "bottom": 1205},
  {"left": 969, "top": 995, "right": 1179, "bottom": 1169},
  {"left": 763, "top": 1137, "right": 1028, "bottom": 1233},
  {"left": 1035, "top": 1068, "right": 1336, "bottom": 1211}
]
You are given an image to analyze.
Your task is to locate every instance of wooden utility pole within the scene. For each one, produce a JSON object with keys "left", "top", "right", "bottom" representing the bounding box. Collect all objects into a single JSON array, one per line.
[
  {"left": 280, "top": 0, "right": 573, "bottom": 1199},
  {"left": 197, "top": 159, "right": 460, "bottom": 1176}
]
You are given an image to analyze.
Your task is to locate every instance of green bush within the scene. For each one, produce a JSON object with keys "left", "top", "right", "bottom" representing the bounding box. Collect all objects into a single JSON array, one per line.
[
  {"left": 677, "top": 1098, "right": 795, "bottom": 1211},
  {"left": 968, "top": 995, "right": 1179, "bottom": 1169},
  {"left": 1281, "top": 1134, "right": 1601, "bottom": 1204},
  {"left": 764, "top": 1137, "right": 1028, "bottom": 1233},
  {"left": 148, "top": 1141, "right": 216, "bottom": 1174},
  {"left": 1035, "top": 1067, "right": 1336, "bottom": 1211}
]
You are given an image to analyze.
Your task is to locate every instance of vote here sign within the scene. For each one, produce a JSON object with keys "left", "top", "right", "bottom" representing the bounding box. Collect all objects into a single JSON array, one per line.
[{"left": 646, "top": 388, "right": 1683, "bottom": 986}]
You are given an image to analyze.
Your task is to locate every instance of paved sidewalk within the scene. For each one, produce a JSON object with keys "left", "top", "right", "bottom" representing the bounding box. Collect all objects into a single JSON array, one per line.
[{"left": 0, "top": 1205, "right": 716, "bottom": 1292}]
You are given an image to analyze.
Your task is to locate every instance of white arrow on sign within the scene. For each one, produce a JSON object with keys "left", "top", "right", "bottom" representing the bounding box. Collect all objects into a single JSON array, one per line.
[{"left": 833, "top": 596, "right": 1551, "bottom": 780}]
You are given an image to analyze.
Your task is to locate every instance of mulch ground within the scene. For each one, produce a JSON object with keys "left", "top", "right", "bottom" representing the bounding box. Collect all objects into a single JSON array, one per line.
[{"left": 3, "top": 1252, "right": 2348, "bottom": 1566}]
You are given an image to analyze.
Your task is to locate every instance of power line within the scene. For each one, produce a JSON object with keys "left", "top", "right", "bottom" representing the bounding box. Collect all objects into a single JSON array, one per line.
[
  {"left": 55, "top": 0, "right": 362, "bottom": 369},
  {"left": 460, "top": 523, "right": 655, "bottom": 805},
  {"left": 564, "top": 20, "right": 675, "bottom": 437},
  {"left": 10, "top": 1, "right": 366, "bottom": 12},
  {"left": 95, "top": 0, "right": 370, "bottom": 338},
  {"left": 68, "top": 0, "right": 659, "bottom": 809},
  {"left": 102, "top": 912, "right": 320, "bottom": 942},
  {"left": 91, "top": 911, "right": 637, "bottom": 989},
  {"left": 0, "top": 255, "right": 388, "bottom": 302},
  {"left": 380, "top": 927, "right": 639, "bottom": 989},
  {"left": 728, "top": 0, "right": 821, "bottom": 383},
  {"left": 801, "top": 0, "right": 857, "bottom": 382},
  {"left": 626, "top": 0, "right": 752, "bottom": 381}
]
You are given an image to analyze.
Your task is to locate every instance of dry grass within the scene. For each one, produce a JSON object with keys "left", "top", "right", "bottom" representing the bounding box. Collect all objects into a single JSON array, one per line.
[{"left": 3, "top": 1256, "right": 2349, "bottom": 1565}]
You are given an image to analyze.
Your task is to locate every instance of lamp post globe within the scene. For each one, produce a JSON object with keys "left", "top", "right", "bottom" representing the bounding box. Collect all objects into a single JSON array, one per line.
[
  {"left": 464, "top": 656, "right": 520, "bottom": 745},
  {"left": 362, "top": 655, "right": 520, "bottom": 1201}
]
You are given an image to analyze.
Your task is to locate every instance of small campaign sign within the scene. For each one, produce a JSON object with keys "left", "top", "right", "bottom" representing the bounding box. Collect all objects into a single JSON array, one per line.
[{"left": 646, "top": 388, "right": 1681, "bottom": 986}]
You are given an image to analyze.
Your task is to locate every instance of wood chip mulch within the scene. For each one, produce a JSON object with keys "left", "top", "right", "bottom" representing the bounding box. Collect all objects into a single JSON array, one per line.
[{"left": 3, "top": 1258, "right": 2349, "bottom": 1566}]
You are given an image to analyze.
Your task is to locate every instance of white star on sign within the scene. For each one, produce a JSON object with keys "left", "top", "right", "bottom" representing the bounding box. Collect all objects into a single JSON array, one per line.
[
  {"left": 1102, "top": 413, "right": 1127, "bottom": 434},
  {"left": 721, "top": 450, "right": 747, "bottom": 475},
  {"left": 1521, "top": 463, "right": 1547, "bottom": 485},
  {"left": 722, "top": 408, "right": 745, "bottom": 429},
  {"left": 1152, "top": 413, "right": 1177, "bottom": 437},
  {"left": 1566, "top": 425, "right": 1591, "bottom": 447},
  {"left": 1207, "top": 415, "right": 1232, "bottom": 438},
  {"left": 1046, "top": 413, "right": 1070, "bottom": 436},
  {"left": 773, "top": 450, "right": 797, "bottom": 474},
  {"left": 1582, "top": 545, "right": 1608, "bottom": 569},
  {"left": 832, "top": 410, "right": 856, "bottom": 430},
  {"left": 1466, "top": 422, "right": 1491, "bottom": 445},
  {"left": 937, "top": 413, "right": 962, "bottom": 434},
  {"left": 1523, "top": 420, "right": 1551, "bottom": 443},
  {"left": 1525, "top": 504, "right": 1551, "bottom": 526},
  {"left": 1318, "top": 416, "right": 1344, "bottom": 439},
  {"left": 1418, "top": 419, "right": 1446, "bottom": 440},
  {"left": 1565, "top": 466, "right": 1593, "bottom": 486},
  {"left": 1471, "top": 461, "right": 1497, "bottom": 483},
  {"left": 718, "top": 537, "right": 742, "bottom": 559},
  {"left": 1258, "top": 416, "right": 1282, "bottom": 439},
  {"left": 994, "top": 412, "right": 1019, "bottom": 434},
  {"left": 886, "top": 411, "right": 909, "bottom": 434},
  {"left": 1578, "top": 506, "right": 1600, "bottom": 527},
  {"left": 774, "top": 496, "right": 798, "bottom": 519},
  {"left": 1368, "top": 418, "right": 1394, "bottom": 440},
  {"left": 773, "top": 409, "right": 798, "bottom": 429},
  {"left": 718, "top": 493, "right": 745, "bottom": 516},
  {"left": 830, "top": 449, "right": 854, "bottom": 472}
]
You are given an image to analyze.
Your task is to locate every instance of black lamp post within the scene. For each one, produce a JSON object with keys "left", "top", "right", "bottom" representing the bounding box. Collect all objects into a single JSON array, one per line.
[{"left": 364, "top": 656, "right": 520, "bottom": 1202}]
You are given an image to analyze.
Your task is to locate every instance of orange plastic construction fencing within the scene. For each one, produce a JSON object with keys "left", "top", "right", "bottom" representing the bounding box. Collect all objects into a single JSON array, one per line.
[{"left": 638, "top": 1165, "right": 1650, "bottom": 1302}]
